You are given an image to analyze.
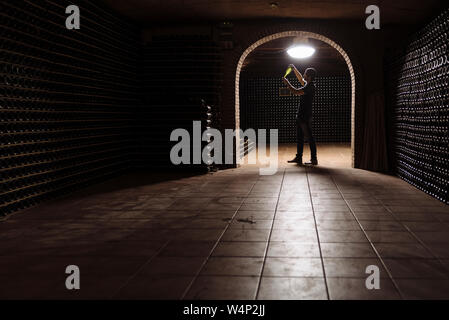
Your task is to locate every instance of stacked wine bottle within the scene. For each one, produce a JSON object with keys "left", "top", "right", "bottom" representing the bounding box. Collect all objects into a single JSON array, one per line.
[
  {"left": 388, "top": 9, "right": 449, "bottom": 203},
  {"left": 0, "top": 0, "right": 141, "bottom": 216},
  {"left": 240, "top": 75, "right": 351, "bottom": 143}
]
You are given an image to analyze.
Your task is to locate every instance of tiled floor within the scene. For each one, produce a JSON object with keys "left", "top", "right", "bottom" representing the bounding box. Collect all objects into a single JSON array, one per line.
[{"left": 0, "top": 144, "right": 448, "bottom": 299}]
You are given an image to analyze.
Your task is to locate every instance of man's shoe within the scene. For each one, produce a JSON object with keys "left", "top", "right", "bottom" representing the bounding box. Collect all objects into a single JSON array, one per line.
[
  {"left": 305, "top": 159, "right": 318, "bottom": 165},
  {"left": 288, "top": 157, "right": 303, "bottom": 164}
]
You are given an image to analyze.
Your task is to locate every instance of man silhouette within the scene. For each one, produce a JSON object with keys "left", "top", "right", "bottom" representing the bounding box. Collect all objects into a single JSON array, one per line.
[{"left": 282, "top": 65, "right": 318, "bottom": 165}]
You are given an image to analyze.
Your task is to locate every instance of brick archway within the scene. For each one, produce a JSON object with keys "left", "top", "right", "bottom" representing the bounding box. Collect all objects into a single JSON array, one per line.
[{"left": 235, "top": 31, "right": 356, "bottom": 167}]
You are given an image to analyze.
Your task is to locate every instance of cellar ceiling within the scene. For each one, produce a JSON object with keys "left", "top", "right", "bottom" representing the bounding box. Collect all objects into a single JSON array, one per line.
[{"left": 100, "top": 0, "right": 446, "bottom": 25}]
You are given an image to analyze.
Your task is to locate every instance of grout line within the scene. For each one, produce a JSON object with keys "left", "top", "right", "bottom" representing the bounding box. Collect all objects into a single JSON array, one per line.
[
  {"left": 110, "top": 239, "right": 171, "bottom": 299},
  {"left": 254, "top": 168, "right": 286, "bottom": 300},
  {"left": 329, "top": 173, "right": 405, "bottom": 300},
  {"left": 367, "top": 191, "right": 449, "bottom": 276},
  {"left": 305, "top": 166, "right": 330, "bottom": 300},
  {"left": 180, "top": 180, "right": 258, "bottom": 300},
  {"left": 111, "top": 173, "right": 251, "bottom": 299}
]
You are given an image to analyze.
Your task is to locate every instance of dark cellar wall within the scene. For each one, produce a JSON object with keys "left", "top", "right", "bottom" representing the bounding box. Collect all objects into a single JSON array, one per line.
[
  {"left": 240, "top": 75, "right": 351, "bottom": 143},
  {"left": 0, "top": 0, "right": 141, "bottom": 216},
  {"left": 139, "top": 35, "right": 222, "bottom": 169},
  {"left": 386, "top": 9, "right": 449, "bottom": 204}
]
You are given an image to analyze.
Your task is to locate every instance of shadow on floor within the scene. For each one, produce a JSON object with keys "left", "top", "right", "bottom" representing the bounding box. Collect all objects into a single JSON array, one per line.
[{"left": 74, "top": 168, "right": 211, "bottom": 197}]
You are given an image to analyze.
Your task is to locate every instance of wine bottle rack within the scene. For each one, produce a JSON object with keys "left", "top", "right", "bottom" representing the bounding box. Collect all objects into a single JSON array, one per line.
[
  {"left": 386, "top": 9, "right": 449, "bottom": 204},
  {"left": 0, "top": 0, "right": 141, "bottom": 216},
  {"left": 240, "top": 75, "right": 351, "bottom": 143}
]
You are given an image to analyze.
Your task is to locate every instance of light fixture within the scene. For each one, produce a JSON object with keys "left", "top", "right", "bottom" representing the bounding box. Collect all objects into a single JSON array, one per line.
[{"left": 287, "top": 36, "right": 315, "bottom": 59}]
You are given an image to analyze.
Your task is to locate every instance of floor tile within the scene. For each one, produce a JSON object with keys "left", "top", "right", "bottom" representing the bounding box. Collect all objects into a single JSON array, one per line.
[
  {"left": 274, "top": 211, "right": 314, "bottom": 219},
  {"left": 263, "top": 258, "right": 323, "bottom": 277},
  {"left": 158, "top": 241, "right": 215, "bottom": 257},
  {"left": 355, "top": 213, "right": 395, "bottom": 221},
  {"left": 267, "top": 242, "right": 320, "bottom": 258},
  {"left": 240, "top": 203, "right": 278, "bottom": 211},
  {"left": 185, "top": 276, "right": 259, "bottom": 300},
  {"left": 317, "top": 220, "right": 361, "bottom": 231},
  {"left": 414, "top": 231, "right": 449, "bottom": 244},
  {"left": 314, "top": 212, "right": 355, "bottom": 221},
  {"left": 270, "top": 229, "right": 318, "bottom": 242},
  {"left": 318, "top": 230, "right": 368, "bottom": 243},
  {"left": 229, "top": 219, "right": 273, "bottom": 230},
  {"left": 383, "top": 259, "right": 449, "bottom": 279},
  {"left": 272, "top": 219, "right": 315, "bottom": 230},
  {"left": 327, "top": 278, "right": 400, "bottom": 300},
  {"left": 365, "top": 231, "right": 417, "bottom": 243},
  {"left": 427, "top": 244, "right": 449, "bottom": 258},
  {"left": 234, "top": 210, "right": 275, "bottom": 220},
  {"left": 359, "top": 221, "right": 406, "bottom": 231},
  {"left": 212, "top": 242, "right": 267, "bottom": 257},
  {"left": 323, "top": 258, "right": 389, "bottom": 278},
  {"left": 373, "top": 243, "right": 433, "bottom": 258},
  {"left": 257, "top": 277, "right": 327, "bottom": 300},
  {"left": 320, "top": 243, "right": 376, "bottom": 258},
  {"left": 171, "top": 229, "right": 225, "bottom": 241},
  {"left": 222, "top": 229, "right": 271, "bottom": 242},
  {"left": 201, "top": 257, "right": 264, "bottom": 276},
  {"left": 396, "top": 279, "right": 449, "bottom": 299},
  {"left": 137, "top": 257, "right": 206, "bottom": 276},
  {"left": 114, "top": 275, "right": 193, "bottom": 299},
  {"left": 402, "top": 221, "right": 449, "bottom": 232}
]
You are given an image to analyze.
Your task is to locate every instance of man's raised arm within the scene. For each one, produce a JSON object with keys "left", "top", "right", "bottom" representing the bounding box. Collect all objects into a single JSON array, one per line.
[
  {"left": 290, "top": 64, "right": 306, "bottom": 86},
  {"left": 283, "top": 77, "right": 305, "bottom": 96}
]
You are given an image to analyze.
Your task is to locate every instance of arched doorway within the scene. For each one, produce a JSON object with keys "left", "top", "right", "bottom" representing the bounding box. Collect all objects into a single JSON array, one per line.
[{"left": 235, "top": 31, "right": 356, "bottom": 167}]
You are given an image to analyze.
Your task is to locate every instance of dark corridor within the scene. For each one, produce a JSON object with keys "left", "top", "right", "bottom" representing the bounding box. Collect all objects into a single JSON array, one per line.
[{"left": 0, "top": 0, "right": 448, "bottom": 304}]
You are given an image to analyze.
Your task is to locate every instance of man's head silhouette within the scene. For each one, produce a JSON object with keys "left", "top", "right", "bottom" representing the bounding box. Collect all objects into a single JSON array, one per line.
[{"left": 304, "top": 68, "right": 316, "bottom": 82}]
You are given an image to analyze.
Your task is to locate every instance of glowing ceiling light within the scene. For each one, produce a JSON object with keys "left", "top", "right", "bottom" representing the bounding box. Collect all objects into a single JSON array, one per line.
[{"left": 287, "top": 45, "right": 315, "bottom": 59}]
